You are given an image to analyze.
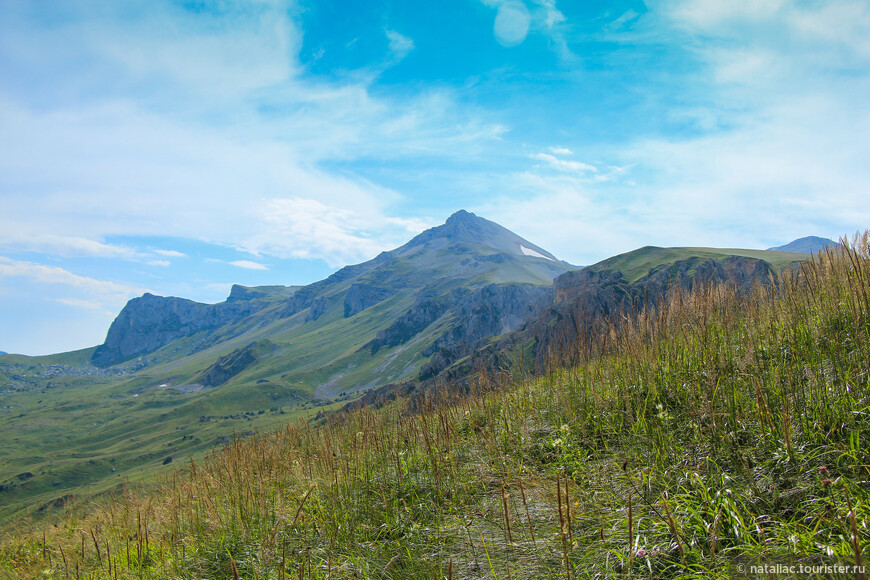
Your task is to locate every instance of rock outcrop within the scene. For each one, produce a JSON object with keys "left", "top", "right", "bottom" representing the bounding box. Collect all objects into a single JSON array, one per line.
[
  {"left": 418, "top": 284, "right": 552, "bottom": 379},
  {"left": 344, "top": 283, "right": 397, "bottom": 318},
  {"left": 367, "top": 289, "right": 460, "bottom": 354},
  {"left": 199, "top": 341, "right": 273, "bottom": 387},
  {"left": 91, "top": 293, "right": 267, "bottom": 367},
  {"left": 518, "top": 254, "right": 779, "bottom": 370}
]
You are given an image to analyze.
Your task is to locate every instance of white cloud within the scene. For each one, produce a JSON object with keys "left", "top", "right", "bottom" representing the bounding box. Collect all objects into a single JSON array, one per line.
[
  {"left": 533, "top": 0, "right": 566, "bottom": 29},
  {"left": 668, "top": 0, "right": 785, "bottom": 30},
  {"left": 0, "top": 1, "right": 299, "bottom": 106},
  {"left": 665, "top": 0, "right": 870, "bottom": 75},
  {"left": 228, "top": 260, "right": 269, "bottom": 271},
  {"left": 385, "top": 29, "right": 414, "bottom": 62},
  {"left": 0, "top": 255, "right": 143, "bottom": 304},
  {"left": 531, "top": 152, "right": 598, "bottom": 174},
  {"left": 607, "top": 9, "right": 640, "bottom": 31},
  {"left": 494, "top": 2, "right": 531, "bottom": 47},
  {"left": 0, "top": 95, "right": 449, "bottom": 269},
  {"left": 0, "top": 256, "right": 148, "bottom": 353},
  {"left": 0, "top": 232, "right": 138, "bottom": 259},
  {"left": 153, "top": 249, "right": 186, "bottom": 258},
  {"left": 0, "top": 2, "right": 506, "bottom": 274},
  {"left": 242, "top": 197, "right": 422, "bottom": 267},
  {"left": 605, "top": 0, "right": 870, "bottom": 245},
  {"left": 478, "top": 177, "right": 631, "bottom": 266}
]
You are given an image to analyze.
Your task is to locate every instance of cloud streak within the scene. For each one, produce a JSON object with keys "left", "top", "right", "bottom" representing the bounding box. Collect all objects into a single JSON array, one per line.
[
  {"left": 0, "top": 255, "right": 141, "bottom": 296},
  {"left": 228, "top": 260, "right": 269, "bottom": 271}
]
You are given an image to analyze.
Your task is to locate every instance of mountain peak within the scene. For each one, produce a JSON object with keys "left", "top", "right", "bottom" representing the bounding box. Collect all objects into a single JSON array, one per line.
[
  {"left": 445, "top": 209, "right": 478, "bottom": 225},
  {"left": 399, "top": 210, "right": 561, "bottom": 262},
  {"left": 767, "top": 236, "right": 840, "bottom": 254}
]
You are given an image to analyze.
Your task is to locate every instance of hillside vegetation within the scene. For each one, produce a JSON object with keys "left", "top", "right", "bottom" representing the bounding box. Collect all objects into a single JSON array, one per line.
[{"left": 2, "top": 235, "right": 869, "bottom": 579}]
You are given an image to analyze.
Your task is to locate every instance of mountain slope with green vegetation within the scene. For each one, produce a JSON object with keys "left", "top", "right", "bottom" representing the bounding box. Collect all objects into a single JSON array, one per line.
[
  {"left": 584, "top": 245, "right": 807, "bottom": 284},
  {"left": 0, "top": 211, "right": 571, "bottom": 524},
  {"left": 0, "top": 223, "right": 816, "bottom": 529},
  {"left": 2, "top": 234, "right": 866, "bottom": 579}
]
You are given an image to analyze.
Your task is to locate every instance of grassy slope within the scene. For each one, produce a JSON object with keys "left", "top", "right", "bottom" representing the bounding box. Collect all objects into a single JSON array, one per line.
[
  {"left": 1, "top": 238, "right": 867, "bottom": 578},
  {"left": 587, "top": 246, "right": 808, "bottom": 283},
  {"left": 0, "top": 363, "right": 344, "bottom": 523}
]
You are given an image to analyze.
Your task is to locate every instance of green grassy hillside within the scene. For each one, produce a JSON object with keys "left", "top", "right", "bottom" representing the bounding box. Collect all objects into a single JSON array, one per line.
[
  {"left": 586, "top": 245, "right": 807, "bottom": 283},
  {"left": 2, "top": 235, "right": 867, "bottom": 579}
]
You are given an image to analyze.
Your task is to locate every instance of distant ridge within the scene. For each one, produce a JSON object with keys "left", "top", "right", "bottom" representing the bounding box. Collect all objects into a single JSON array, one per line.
[{"left": 768, "top": 236, "right": 840, "bottom": 254}]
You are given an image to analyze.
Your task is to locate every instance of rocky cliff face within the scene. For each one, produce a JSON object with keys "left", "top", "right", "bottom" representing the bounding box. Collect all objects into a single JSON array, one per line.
[
  {"left": 418, "top": 284, "right": 552, "bottom": 379},
  {"left": 637, "top": 255, "right": 775, "bottom": 296},
  {"left": 344, "top": 283, "right": 397, "bottom": 318},
  {"left": 91, "top": 293, "right": 267, "bottom": 367},
  {"left": 367, "top": 289, "right": 460, "bottom": 354},
  {"left": 523, "top": 254, "right": 778, "bottom": 369},
  {"left": 366, "top": 283, "right": 551, "bottom": 364},
  {"left": 199, "top": 341, "right": 273, "bottom": 387}
]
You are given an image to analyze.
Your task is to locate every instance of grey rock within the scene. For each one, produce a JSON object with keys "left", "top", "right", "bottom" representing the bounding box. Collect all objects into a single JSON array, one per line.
[
  {"left": 344, "top": 283, "right": 397, "bottom": 318},
  {"left": 199, "top": 341, "right": 273, "bottom": 387},
  {"left": 91, "top": 293, "right": 269, "bottom": 367}
]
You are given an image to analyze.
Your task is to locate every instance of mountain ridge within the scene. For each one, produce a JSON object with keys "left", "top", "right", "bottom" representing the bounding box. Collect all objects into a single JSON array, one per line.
[{"left": 88, "top": 211, "right": 572, "bottom": 396}]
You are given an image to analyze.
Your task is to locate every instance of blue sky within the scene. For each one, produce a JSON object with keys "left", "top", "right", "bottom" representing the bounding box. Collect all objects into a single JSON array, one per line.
[{"left": 1, "top": 0, "right": 868, "bottom": 355}]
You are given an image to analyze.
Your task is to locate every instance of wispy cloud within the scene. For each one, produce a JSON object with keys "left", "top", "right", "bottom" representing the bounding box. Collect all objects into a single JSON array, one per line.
[
  {"left": 668, "top": 0, "right": 785, "bottom": 30},
  {"left": 531, "top": 152, "right": 598, "bottom": 174},
  {"left": 385, "top": 29, "right": 414, "bottom": 63},
  {"left": 0, "top": 233, "right": 139, "bottom": 259},
  {"left": 228, "top": 260, "right": 269, "bottom": 271},
  {"left": 242, "top": 197, "right": 429, "bottom": 267},
  {"left": 479, "top": 0, "right": 572, "bottom": 57},
  {"left": 0, "top": 255, "right": 143, "bottom": 307},
  {"left": 0, "top": 2, "right": 505, "bottom": 273},
  {"left": 0, "top": 256, "right": 143, "bottom": 354},
  {"left": 153, "top": 249, "right": 186, "bottom": 258}
]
